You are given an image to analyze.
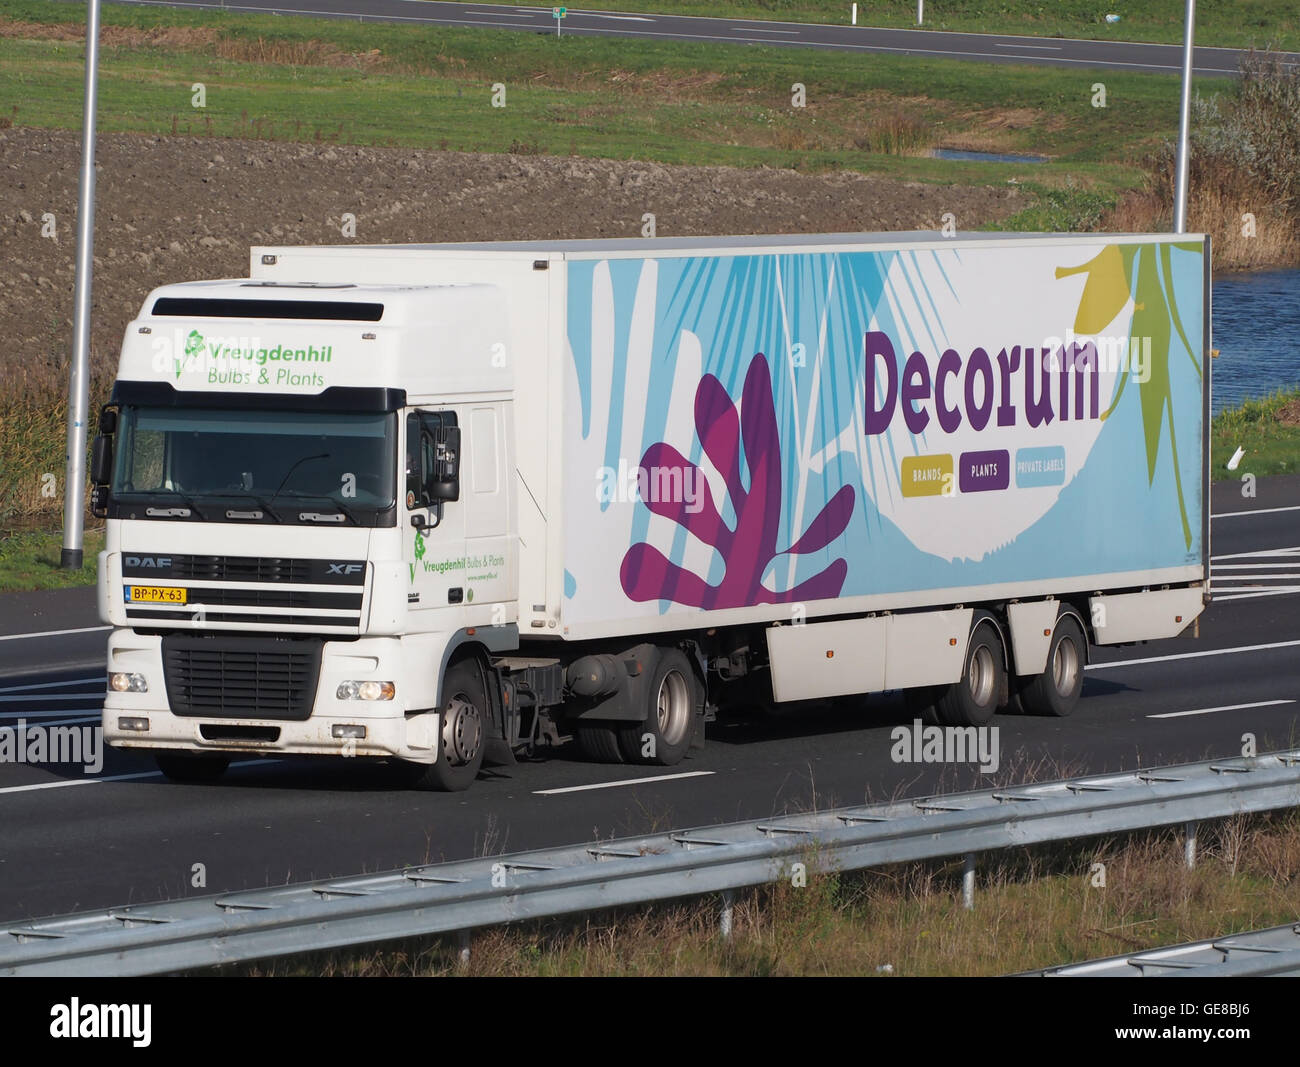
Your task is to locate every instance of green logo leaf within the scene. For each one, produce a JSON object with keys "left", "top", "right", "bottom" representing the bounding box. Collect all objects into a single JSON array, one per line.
[
  {"left": 178, "top": 329, "right": 204, "bottom": 379},
  {"left": 414, "top": 529, "right": 426, "bottom": 560},
  {"left": 1059, "top": 242, "right": 1203, "bottom": 550}
]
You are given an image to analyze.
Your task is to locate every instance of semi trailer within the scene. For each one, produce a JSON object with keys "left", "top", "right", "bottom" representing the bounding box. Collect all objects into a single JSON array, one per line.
[{"left": 94, "top": 231, "right": 1211, "bottom": 790}]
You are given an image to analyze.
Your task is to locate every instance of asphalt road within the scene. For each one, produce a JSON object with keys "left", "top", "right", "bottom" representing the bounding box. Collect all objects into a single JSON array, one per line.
[
  {"left": 95, "top": 0, "right": 1300, "bottom": 76},
  {"left": 0, "top": 474, "right": 1296, "bottom": 920}
]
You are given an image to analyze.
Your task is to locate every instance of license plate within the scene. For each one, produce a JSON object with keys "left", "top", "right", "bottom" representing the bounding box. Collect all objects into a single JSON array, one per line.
[{"left": 126, "top": 585, "right": 187, "bottom": 604}]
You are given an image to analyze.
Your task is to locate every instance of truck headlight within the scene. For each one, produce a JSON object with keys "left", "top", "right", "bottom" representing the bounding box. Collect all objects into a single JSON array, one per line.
[
  {"left": 336, "top": 680, "right": 396, "bottom": 701},
  {"left": 110, "top": 672, "right": 148, "bottom": 694}
]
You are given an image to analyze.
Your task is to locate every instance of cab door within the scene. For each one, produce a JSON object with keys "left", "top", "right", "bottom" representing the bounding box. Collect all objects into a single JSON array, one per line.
[{"left": 403, "top": 409, "right": 468, "bottom": 629}]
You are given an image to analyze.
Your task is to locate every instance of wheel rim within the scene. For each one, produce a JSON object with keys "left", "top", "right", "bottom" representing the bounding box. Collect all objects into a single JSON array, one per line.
[
  {"left": 968, "top": 644, "right": 996, "bottom": 707},
  {"left": 656, "top": 669, "right": 691, "bottom": 747},
  {"left": 1052, "top": 635, "right": 1080, "bottom": 697},
  {"left": 442, "top": 694, "right": 483, "bottom": 766}
]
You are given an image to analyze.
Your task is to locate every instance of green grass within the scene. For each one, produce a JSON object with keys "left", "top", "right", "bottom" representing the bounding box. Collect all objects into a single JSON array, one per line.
[
  {"left": 1211, "top": 386, "right": 1300, "bottom": 481},
  {"left": 985, "top": 180, "right": 1118, "bottom": 232},
  {"left": 0, "top": 2, "right": 1193, "bottom": 182},
  {"left": 9, "top": 0, "right": 1300, "bottom": 50},
  {"left": 0, "top": 527, "right": 102, "bottom": 591}
]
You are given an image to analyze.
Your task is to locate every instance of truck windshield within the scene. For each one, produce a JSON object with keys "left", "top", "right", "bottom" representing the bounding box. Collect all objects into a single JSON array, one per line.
[{"left": 111, "top": 406, "right": 397, "bottom": 524}]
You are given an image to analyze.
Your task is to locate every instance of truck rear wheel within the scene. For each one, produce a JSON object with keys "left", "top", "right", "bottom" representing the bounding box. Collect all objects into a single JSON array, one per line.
[
  {"left": 617, "top": 649, "right": 696, "bottom": 766},
  {"left": 404, "top": 658, "right": 488, "bottom": 792},
  {"left": 934, "top": 622, "right": 1005, "bottom": 728},
  {"left": 1020, "top": 616, "right": 1085, "bottom": 717},
  {"left": 156, "top": 752, "right": 229, "bottom": 783}
]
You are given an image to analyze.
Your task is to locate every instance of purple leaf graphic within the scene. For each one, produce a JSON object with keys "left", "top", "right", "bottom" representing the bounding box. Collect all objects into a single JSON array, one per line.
[{"left": 620, "top": 353, "right": 854, "bottom": 609}]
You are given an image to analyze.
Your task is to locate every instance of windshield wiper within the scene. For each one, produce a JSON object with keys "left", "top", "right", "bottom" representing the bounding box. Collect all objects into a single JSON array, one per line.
[{"left": 270, "top": 454, "right": 331, "bottom": 512}]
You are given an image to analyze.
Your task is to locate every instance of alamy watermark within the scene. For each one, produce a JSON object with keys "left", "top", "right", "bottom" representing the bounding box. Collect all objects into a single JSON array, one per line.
[
  {"left": 596, "top": 458, "right": 706, "bottom": 514},
  {"left": 890, "top": 718, "right": 999, "bottom": 773},
  {"left": 0, "top": 721, "right": 104, "bottom": 774}
]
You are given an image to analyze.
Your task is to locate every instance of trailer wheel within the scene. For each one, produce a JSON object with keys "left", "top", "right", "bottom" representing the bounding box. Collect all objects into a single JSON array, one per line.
[
  {"left": 404, "top": 658, "right": 488, "bottom": 792},
  {"left": 934, "top": 622, "right": 1005, "bottom": 728},
  {"left": 1020, "top": 616, "right": 1085, "bottom": 717},
  {"left": 618, "top": 649, "right": 696, "bottom": 766},
  {"left": 156, "top": 753, "right": 229, "bottom": 783},
  {"left": 576, "top": 724, "right": 624, "bottom": 764}
]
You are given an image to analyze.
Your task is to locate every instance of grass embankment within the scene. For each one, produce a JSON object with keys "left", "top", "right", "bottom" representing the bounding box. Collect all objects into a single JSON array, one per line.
[
  {"left": 1211, "top": 387, "right": 1300, "bottom": 481},
  {"left": 0, "top": 527, "right": 101, "bottom": 591},
  {"left": 0, "top": 4, "right": 1181, "bottom": 177},
  {"left": 235, "top": 810, "right": 1300, "bottom": 976}
]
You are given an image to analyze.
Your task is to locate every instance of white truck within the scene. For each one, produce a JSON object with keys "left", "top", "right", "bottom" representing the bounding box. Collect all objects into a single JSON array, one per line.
[{"left": 94, "top": 232, "right": 1211, "bottom": 790}]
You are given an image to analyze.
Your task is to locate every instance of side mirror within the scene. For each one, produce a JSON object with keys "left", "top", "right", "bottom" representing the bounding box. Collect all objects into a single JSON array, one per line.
[
  {"left": 427, "top": 425, "right": 461, "bottom": 502},
  {"left": 91, "top": 433, "right": 113, "bottom": 486},
  {"left": 98, "top": 407, "right": 118, "bottom": 436}
]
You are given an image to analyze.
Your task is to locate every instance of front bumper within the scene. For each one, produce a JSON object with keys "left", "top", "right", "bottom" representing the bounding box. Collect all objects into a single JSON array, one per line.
[{"left": 102, "top": 631, "right": 443, "bottom": 763}]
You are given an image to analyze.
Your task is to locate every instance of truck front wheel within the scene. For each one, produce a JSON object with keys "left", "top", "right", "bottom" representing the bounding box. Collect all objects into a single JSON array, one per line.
[
  {"left": 617, "top": 649, "right": 697, "bottom": 765},
  {"left": 404, "top": 658, "right": 488, "bottom": 792}
]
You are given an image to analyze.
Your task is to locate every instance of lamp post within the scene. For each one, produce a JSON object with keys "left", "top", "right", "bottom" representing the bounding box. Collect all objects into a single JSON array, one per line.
[
  {"left": 1173, "top": 0, "right": 1196, "bottom": 233},
  {"left": 61, "top": 0, "right": 101, "bottom": 569}
]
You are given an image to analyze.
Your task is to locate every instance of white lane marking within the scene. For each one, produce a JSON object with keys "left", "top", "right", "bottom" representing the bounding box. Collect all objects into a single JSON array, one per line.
[
  {"left": 0, "top": 625, "right": 109, "bottom": 643},
  {"left": 1213, "top": 546, "right": 1300, "bottom": 560},
  {"left": 0, "top": 676, "right": 104, "bottom": 694},
  {"left": 996, "top": 43, "right": 1063, "bottom": 50},
  {"left": 0, "top": 759, "right": 271, "bottom": 796},
  {"left": 1149, "top": 699, "right": 1296, "bottom": 720},
  {"left": 1213, "top": 588, "right": 1300, "bottom": 602},
  {"left": 732, "top": 26, "right": 799, "bottom": 34},
  {"left": 535, "top": 770, "right": 715, "bottom": 795},
  {"left": 1087, "top": 638, "right": 1300, "bottom": 670},
  {"left": 1214, "top": 570, "right": 1300, "bottom": 577},
  {"left": 588, "top": 14, "right": 657, "bottom": 21},
  {"left": 1213, "top": 505, "right": 1300, "bottom": 519},
  {"left": 0, "top": 769, "right": 162, "bottom": 793}
]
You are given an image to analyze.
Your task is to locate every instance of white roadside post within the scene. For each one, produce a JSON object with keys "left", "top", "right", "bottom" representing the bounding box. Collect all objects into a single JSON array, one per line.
[
  {"left": 61, "top": 0, "right": 102, "bottom": 570},
  {"left": 1173, "top": 0, "right": 1196, "bottom": 233},
  {"left": 917, "top": 0, "right": 924, "bottom": 26},
  {"left": 852, "top": 3, "right": 858, "bottom": 26}
]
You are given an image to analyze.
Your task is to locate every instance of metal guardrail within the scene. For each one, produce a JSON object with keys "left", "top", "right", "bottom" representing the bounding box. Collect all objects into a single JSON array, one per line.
[
  {"left": 4, "top": 749, "right": 1300, "bottom": 976},
  {"left": 1027, "top": 922, "right": 1300, "bottom": 976}
]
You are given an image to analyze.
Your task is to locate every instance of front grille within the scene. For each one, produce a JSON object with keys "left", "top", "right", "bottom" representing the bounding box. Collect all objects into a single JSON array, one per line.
[
  {"left": 175, "top": 556, "right": 313, "bottom": 583},
  {"left": 122, "top": 554, "right": 366, "bottom": 585},
  {"left": 163, "top": 635, "right": 322, "bottom": 721}
]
